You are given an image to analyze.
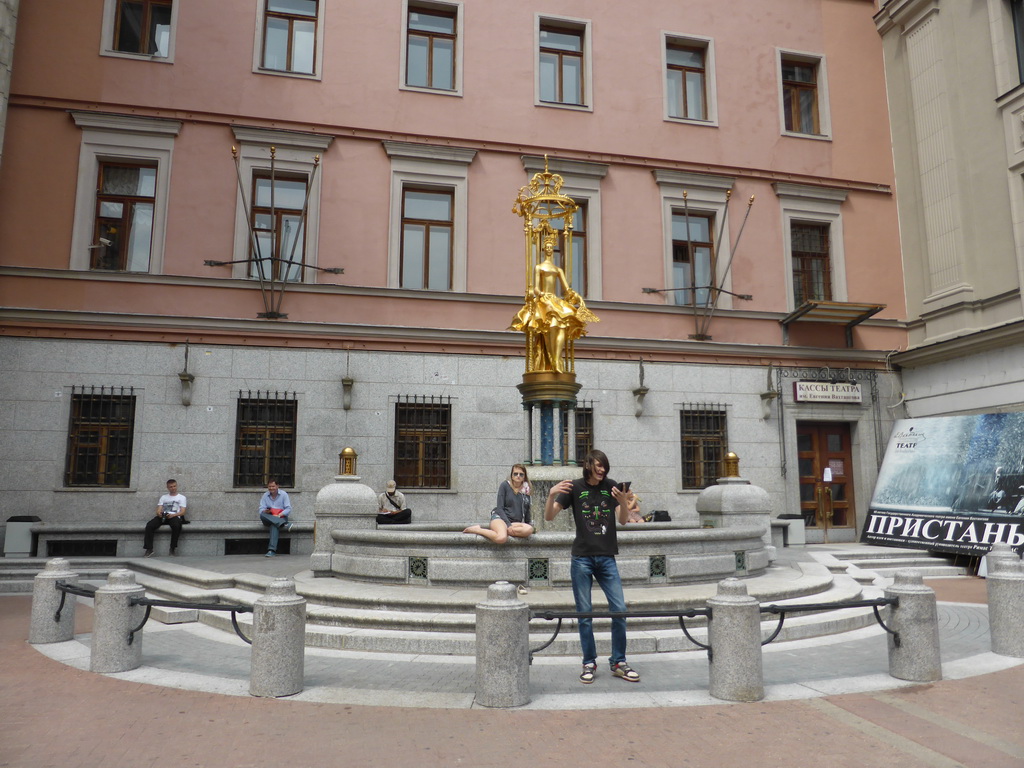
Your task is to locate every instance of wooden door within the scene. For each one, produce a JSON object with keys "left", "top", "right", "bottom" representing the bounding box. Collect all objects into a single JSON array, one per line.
[{"left": 796, "top": 422, "right": 855, "bottom": 537}]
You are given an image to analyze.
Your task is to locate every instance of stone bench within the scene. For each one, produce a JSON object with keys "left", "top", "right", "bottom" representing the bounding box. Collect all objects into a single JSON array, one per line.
[
  {"left": 31, "top": 520, "right": 314, "bottom": 558},
  {"left": 771, "top": 518, "right": 806, "bottom": 548}
]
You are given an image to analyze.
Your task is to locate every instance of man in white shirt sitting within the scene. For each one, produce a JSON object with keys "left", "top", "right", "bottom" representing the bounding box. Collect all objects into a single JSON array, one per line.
[{"left": 144, "top": 479, "right": 187, "bottom": 557}]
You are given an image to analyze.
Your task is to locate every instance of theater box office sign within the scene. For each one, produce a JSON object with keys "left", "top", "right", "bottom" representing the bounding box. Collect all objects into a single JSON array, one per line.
[
  {"left": 863, "top": 413, "right": 1024, "bottom": 555},
  {"left": 793, "top": 381, "right": 862, "bottom": 404}
]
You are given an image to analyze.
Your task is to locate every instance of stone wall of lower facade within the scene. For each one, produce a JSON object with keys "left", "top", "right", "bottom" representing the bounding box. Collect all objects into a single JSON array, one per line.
[{"left": 0, "top": 336, "right": 898, "bottom": 540}]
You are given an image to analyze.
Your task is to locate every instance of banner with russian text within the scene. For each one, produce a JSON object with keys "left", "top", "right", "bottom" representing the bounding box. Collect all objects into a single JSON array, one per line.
[{"left": 862, "top": 413, "right": 1024, "bottom": 555}]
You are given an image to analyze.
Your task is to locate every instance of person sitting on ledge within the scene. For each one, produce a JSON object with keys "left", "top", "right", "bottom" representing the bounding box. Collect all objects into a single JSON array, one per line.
[
  {"left": 259, "top": 478, "right": 292, "bottom": 557},
  {"left": 624, "top": 491, "right": 647, "bottom": 523},
  {"left": 143, "top": 478, "right": 186, "bottom": 557},
  {"left": 463, "top": 464, "right": 534, "bottom": 543},
  {"left": 377, "top": 480, "right": 411, "bottom": 524}
]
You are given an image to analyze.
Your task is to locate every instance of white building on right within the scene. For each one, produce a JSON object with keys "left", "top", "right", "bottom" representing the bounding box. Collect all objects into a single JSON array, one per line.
[{"left": 877, "top": 0, "right": 1024, "bottom": 414}]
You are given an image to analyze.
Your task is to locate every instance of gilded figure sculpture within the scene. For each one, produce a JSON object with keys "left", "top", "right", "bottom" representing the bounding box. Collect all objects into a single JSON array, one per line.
[
  {"left": 511, "top": 157, "right": 599, "bottom": 375},
  {"left": 510, "top": 232, "right": 597, "bottom": 373}
]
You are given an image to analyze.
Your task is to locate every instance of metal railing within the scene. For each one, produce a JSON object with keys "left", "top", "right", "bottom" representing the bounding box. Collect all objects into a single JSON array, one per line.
[
  {"left": 529, "top": 608, "right": 713, "bottom": 659},
  {"left": 529, "top": 595, "right": 900, "bottom": 659},
  {"left": 54, "top": 580, "right": 254, "bottom": 645}
]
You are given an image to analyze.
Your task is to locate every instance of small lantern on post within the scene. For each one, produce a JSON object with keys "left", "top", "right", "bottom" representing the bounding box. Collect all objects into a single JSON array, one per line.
[{"left": 339, "top": 447, "right": 357, "bottom": 476}]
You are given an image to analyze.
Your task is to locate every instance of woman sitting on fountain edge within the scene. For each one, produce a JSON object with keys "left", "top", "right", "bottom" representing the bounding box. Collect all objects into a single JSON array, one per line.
[{"left": 463, "top": 464, "right": 534, "bottom": 543}]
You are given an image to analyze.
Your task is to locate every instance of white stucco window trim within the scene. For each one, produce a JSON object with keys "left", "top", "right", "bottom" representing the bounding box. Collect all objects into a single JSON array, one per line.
[
  {"left": 383, "top": 142, "right": 476, "bottom": 293},
  {"left": 520, "top": 155, "right": 608, "bottom": 301},
  {"left": 99, "top": 0, "right": 179, "bottom": 63},
  {"left": 251, "top": 0, "right": 326, "bottom": 81},
  {"left": 230, "top": 126, "right": 333, "bottom": 283},
  {"left": 776, "top": 47, "right": 832, "bottom": 141},
  {"left": 661, "top": 31, "right": 718, "bottom": 127},
  {"left": 654, "top": 170, "right": 736, "bottom": 310},
  {"left": 534, "top": 13, "right": 594, "bottom": 112},
  {"left": 399, "top": 0, "right": 465, "bottom": 97},
  {"left": 774, "top": 182, "right": 849, "bottom": 309},
  {"left": 69, "top": 111, "right": 181, "bottom": 274}
]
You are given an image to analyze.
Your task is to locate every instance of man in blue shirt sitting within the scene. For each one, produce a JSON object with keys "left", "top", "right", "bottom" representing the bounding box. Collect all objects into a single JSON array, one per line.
[{"left": 258, "top": 478, "right": 292, "bottom": 557}]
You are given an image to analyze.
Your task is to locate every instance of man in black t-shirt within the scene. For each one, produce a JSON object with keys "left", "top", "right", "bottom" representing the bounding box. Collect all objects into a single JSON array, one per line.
[{"left": 545, "top": 449, "right": 640, "bottom": 685}]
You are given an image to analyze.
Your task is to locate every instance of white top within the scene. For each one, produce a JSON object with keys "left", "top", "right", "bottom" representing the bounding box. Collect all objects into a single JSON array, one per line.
[{"left": 157, "top": 493, "right": 187, "bottom": 516}]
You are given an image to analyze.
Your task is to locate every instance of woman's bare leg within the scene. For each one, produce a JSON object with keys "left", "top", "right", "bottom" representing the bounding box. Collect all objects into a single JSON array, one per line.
[
  {"left": 463, "top": 519, "right": 510, "bottom": 543},
  {"left": 507, "top": 523, "right": 534, "bottom": 539}
]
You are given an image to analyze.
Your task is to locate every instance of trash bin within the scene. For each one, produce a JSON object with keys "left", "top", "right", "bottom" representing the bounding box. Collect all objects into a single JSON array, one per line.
[{"left": 4, "top": 516, "right": 41, "bottom": 558}]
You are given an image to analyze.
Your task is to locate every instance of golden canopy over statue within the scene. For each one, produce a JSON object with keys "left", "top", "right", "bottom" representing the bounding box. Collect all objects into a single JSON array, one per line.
[{"left": 510, "top": 158, "right": 599, "bottom": 375}]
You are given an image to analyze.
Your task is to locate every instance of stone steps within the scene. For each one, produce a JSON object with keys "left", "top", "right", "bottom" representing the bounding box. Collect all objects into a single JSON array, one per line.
[
  {"left": 132, "top": 558, "right": 881, "bottom": 655},
  {"left": 0, "top": 557, "right": 122, "bottom": 594}
]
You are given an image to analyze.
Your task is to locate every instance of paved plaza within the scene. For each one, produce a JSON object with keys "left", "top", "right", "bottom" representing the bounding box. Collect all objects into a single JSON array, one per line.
[{"left": 1, "top": 563, "right": 1022, "bottom": 767}]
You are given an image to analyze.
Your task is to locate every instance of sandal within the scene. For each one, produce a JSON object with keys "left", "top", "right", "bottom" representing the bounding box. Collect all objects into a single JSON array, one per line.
[
  {"left": 579, "top": 663, "right": 596, "bottom": 684},
  {"left": 611, "top": 662, "right": 640, "bottom": 682}
]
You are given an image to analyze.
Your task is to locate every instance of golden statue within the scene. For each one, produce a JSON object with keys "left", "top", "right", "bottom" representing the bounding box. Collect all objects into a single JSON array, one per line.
[
  {"left": 511, "top": 157, "right": 599, "bottom": 376},
  {"left": 510, "top": 232, "right": 597, "bottom": 373}
]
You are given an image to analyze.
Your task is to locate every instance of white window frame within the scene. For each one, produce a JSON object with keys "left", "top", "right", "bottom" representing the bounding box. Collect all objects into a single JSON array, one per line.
[
  {"left": 654, "top": 170, "right": 735, "bottom": 309},
  {"left": 776, "top": 48, "right": 832, "bottom": 140},
  {"left": 521, "top": 155, "right": 607, "bottom": 300},
  {"left": 69, "top": 111, "right": 181, "bottom": 274},
  {"left": 384, "top": 141, "right": 476, "bottom": 292},
  {"left": 774, "top": 182, "right": 849, "bottom": 309},
  {"left": 400, "top": 0, "right": 464, "bottom": 97},
  {"left": 662, "top": 32, "right": 718, "bottom": 126},
  {"left": 100, "top": 0, "right": 179, "bottom": 62},
  {"left": 230, "top": 126, "right": 333, "bottom": 283},
  {"left": 535, "top": 14, "right": 593, "bottom": 112},
  {"left": 252, "top": 0, "right": 326, "bottom": 80}
]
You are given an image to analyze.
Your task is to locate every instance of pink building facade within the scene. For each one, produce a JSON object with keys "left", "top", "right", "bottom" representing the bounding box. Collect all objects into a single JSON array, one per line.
[{"left": 0, "top": 0, "right": 906, "bottom": 546}]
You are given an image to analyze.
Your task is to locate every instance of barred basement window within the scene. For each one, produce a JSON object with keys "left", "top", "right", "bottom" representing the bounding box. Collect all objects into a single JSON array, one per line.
[
  {"left": 234, "top": 391, "right": 297, "bottom": 487},
  {"left": 395, "top": 396, "right": 451, "bottom": 489},
  {"left": 65, "top": 386, "right": 136, "bottom": 487},
  {"left": 560, "top": 402, "right": 594, "bottom": 463},
  {"left": 680, "top": 405, "right": 727, "bottom": 489}
]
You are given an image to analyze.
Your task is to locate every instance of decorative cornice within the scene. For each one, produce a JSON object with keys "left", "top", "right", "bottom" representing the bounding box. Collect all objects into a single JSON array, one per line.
[
  {"left": 895, "top": 319, "right": 1024, "bottom": 367},
  {"left": 382, "top": 141, "right": 477, "bottom": 165},
  {"left": 70, "top": 110, "right": 182, "bottom": 136},
  {"left": 521, "top": 155, "right": 609, "bottom": 179},
  {"left": 231, "top": 125, "right": 333, "bottom": 152},
  {"left": 0, "top": 305, "right": 899, "bottom": 369},
  {"left": 653, "top": 169, "right": 735, "bottom": 192}
]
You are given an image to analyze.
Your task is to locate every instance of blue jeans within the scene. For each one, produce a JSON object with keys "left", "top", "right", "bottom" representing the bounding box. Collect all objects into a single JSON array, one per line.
[
  {"left": 260, "top": 511, "right": 288, "bottom": 551},
  {"left": 570, "top": 555, "right": 627, "bottom": 667}
]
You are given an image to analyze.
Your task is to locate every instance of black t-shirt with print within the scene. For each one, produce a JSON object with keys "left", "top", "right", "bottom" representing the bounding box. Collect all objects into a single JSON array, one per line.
[{"left": 555, "top": 476, "right": 619, "bottom": 558}]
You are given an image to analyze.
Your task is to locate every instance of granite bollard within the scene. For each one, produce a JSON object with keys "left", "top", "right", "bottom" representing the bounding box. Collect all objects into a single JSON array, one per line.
[
  {"left": 985, "top": 544, "right": 1024, "bottom": 658},
  {"left": 250, "top": 578, "right": 306, "bottom": 698},
  {"left": 90, "top": 569, "right": 146, "bottom": 673},
  {"left": 475, "top": 581, "right": 530, "bottom": 708},
  {"left": 707, "top": 578, "right": 764, "bottom": 702},
  {"left": 28, "top": 558, "right": 79, "bottom": 644},
  {"left": 884, "top": 569, "right": 941, "bottom": 682}
]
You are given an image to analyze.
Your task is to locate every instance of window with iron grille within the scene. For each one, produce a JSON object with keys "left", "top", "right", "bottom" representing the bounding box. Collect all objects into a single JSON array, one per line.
[
  {"left": 560, "top": 403, "right": 593, "bottom": 463},
  {"left": 233, "top": 391, "right": 297, "bottom": 487},
  {"left": 680, "top": 406, "right": 727, "bottom": 489},
  {"left": 394, "top": 396, "right": 451, "bottom": 489},
  {"left": 791, "top": 221, "right": 832, "bottom": 304},
  {"left": 65, "top": 386, "right": 136, "bottom": 487}
]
